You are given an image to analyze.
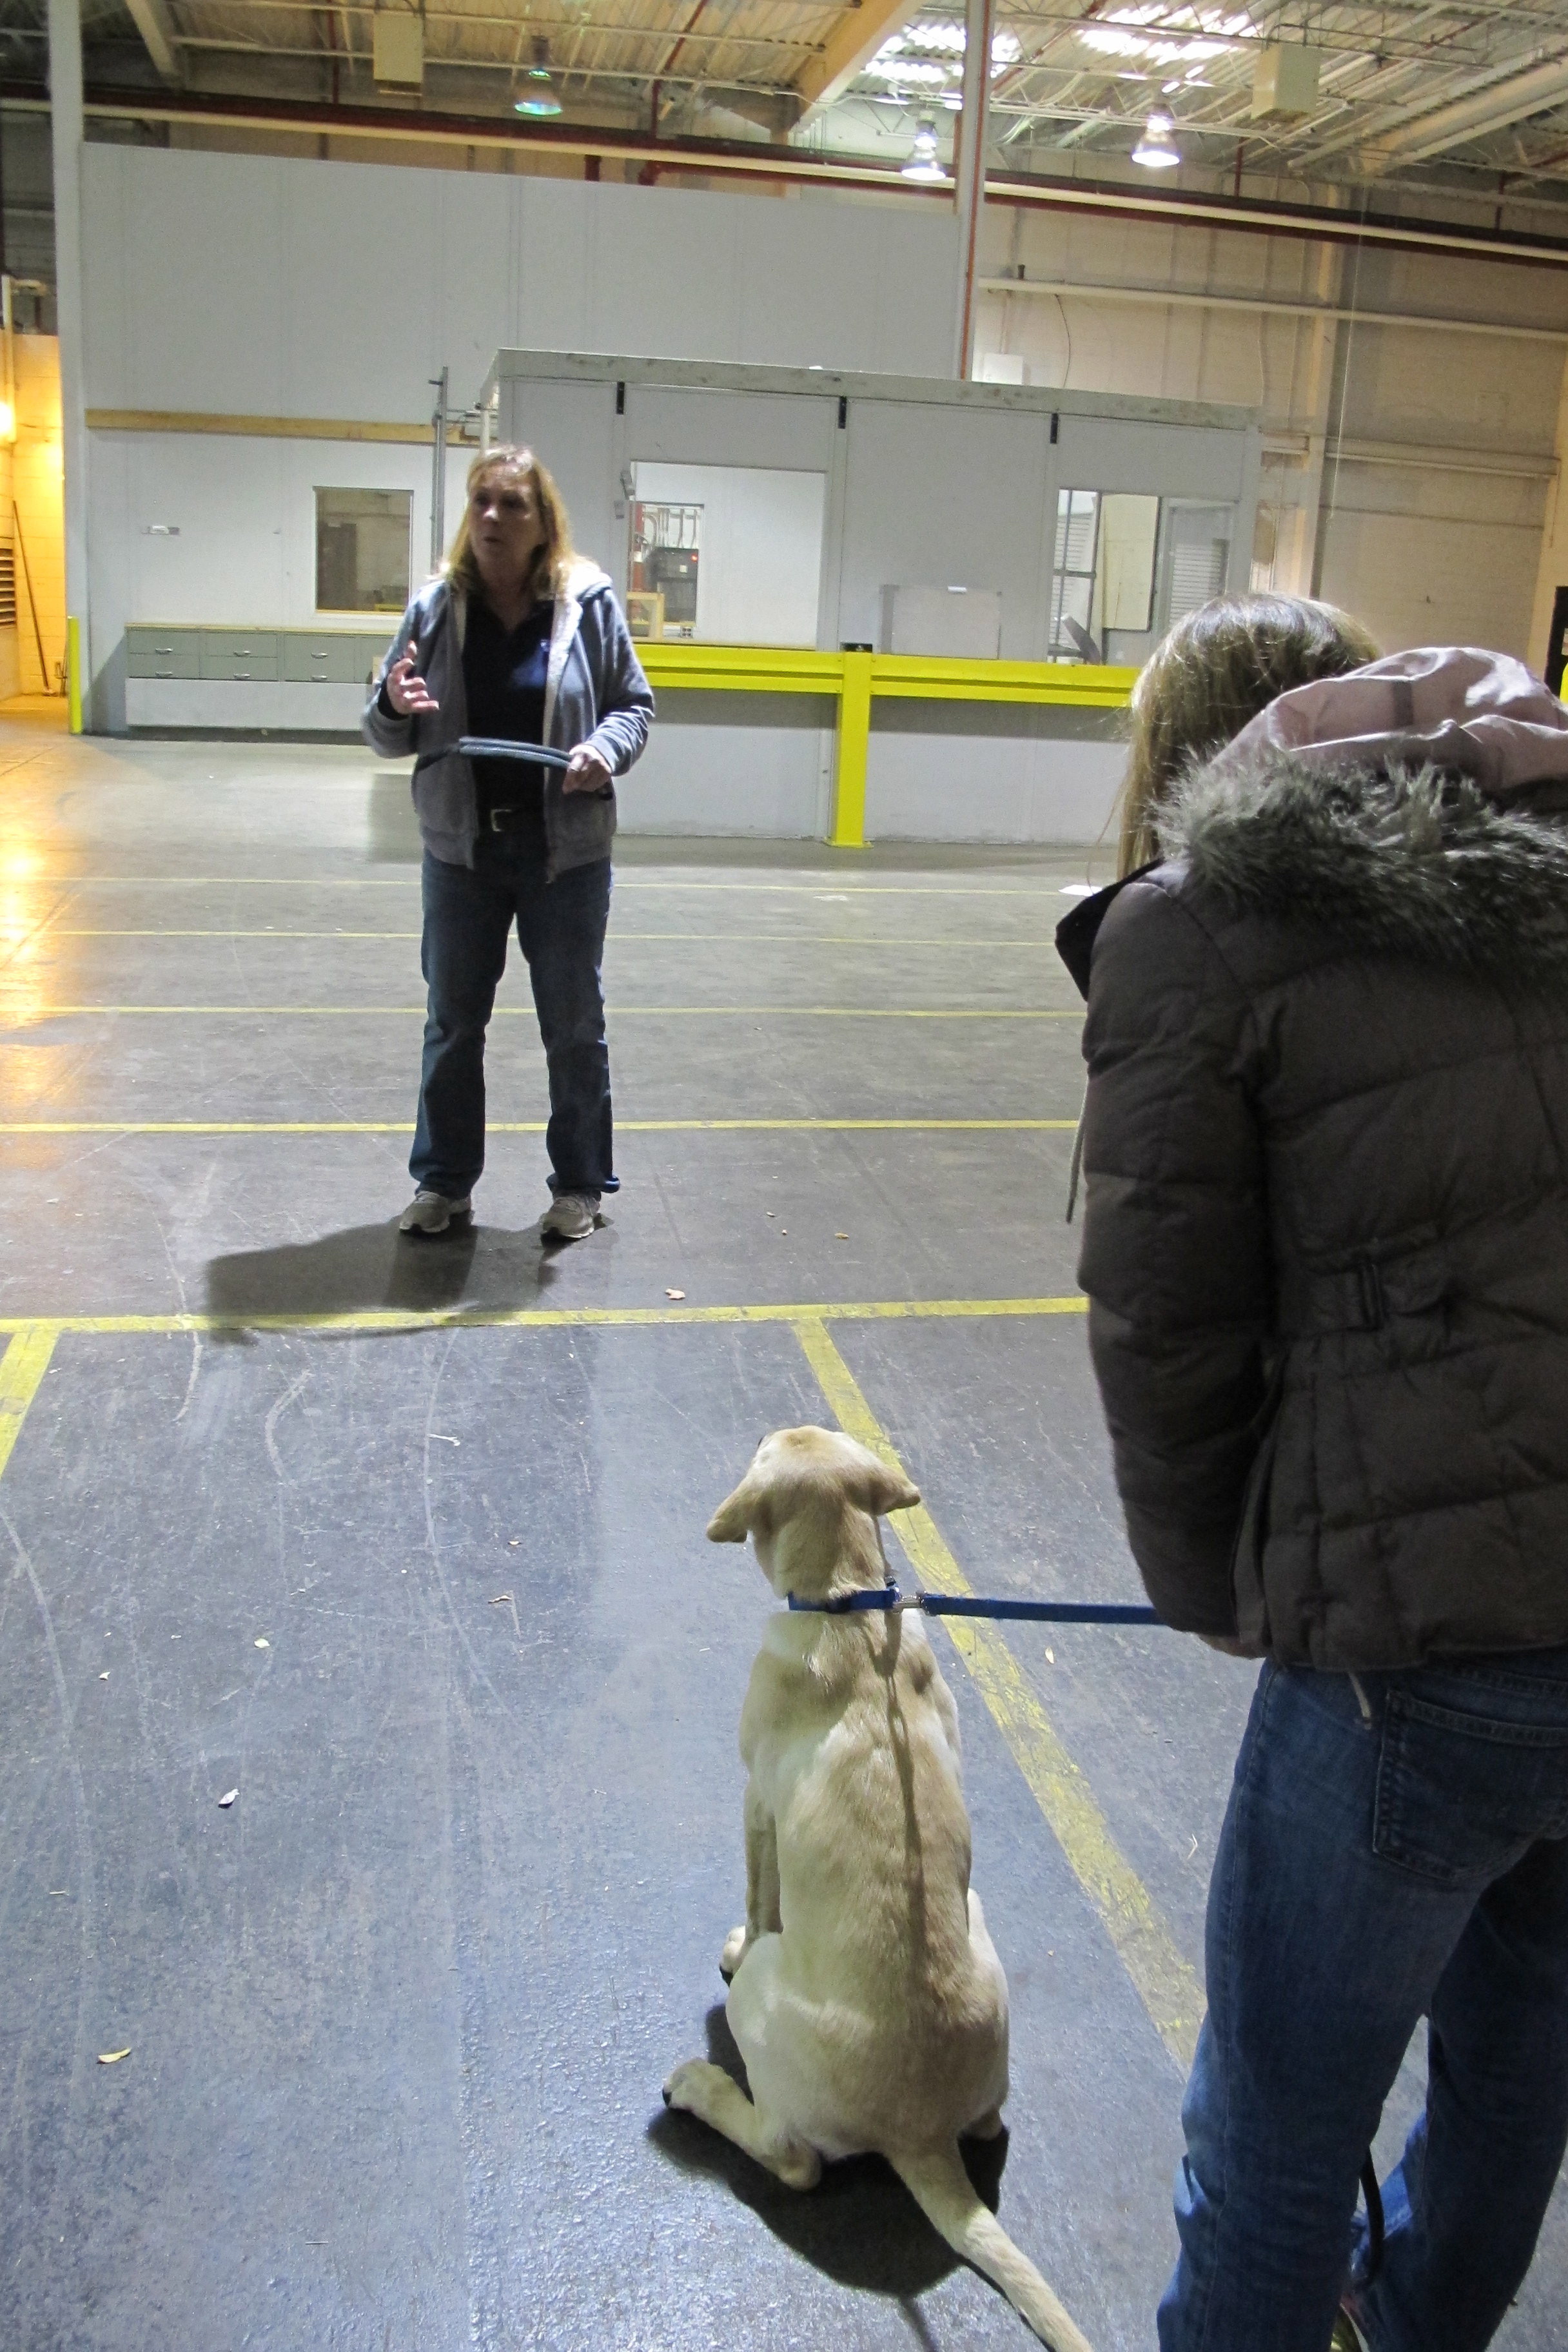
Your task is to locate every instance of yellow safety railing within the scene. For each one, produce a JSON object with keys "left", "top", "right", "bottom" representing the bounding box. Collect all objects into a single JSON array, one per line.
[{"left": 634, "top": 640, "right": 1137, "bottom": 848}]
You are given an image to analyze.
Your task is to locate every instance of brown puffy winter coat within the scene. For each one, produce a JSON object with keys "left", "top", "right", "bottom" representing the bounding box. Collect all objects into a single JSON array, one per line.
[{"left": 1059, "top": 649, "right": 1568, "bottom": 1672}]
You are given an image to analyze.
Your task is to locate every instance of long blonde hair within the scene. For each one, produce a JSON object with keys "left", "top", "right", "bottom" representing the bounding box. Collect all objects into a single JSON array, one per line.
[
  {"left": 1118, "top": 594, "right": 1381, "bottom": 876},
  {"left": 445, "top": 444, "right": 577, "bottom": 602}
]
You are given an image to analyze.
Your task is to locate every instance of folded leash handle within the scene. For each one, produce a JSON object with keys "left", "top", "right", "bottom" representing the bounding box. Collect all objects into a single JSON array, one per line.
[
  {"left": 456, "top": 736, "right": 573, "bottom": 770},
  {"left": 922, "top": 1596, "right": 1163, "bottom": 1623}
]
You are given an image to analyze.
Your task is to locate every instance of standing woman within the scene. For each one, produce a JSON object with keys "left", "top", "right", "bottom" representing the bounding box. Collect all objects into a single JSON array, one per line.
[
  {"left": 1059, "top": 598, "right": 1568, "bottom": 2351},
  {"left": 364, "top": 445, "right": 653, "bottom": 1240}
]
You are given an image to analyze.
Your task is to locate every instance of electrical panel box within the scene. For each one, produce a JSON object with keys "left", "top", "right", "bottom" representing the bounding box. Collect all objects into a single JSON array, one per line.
[
  {"left": 1251, "top": 46, "right": 1320, "bottom": 119},
  {"left": 879, "top": 585, "right": 1002, "bottom": 660},
  {"left": 373, "top": 11, "right": 424, "bottom": 89},
  {"left": 974, "top": 353, "right": 1026, "bottom": 386}
]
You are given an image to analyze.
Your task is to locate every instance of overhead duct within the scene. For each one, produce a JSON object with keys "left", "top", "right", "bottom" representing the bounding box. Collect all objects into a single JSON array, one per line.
[
  {"left": 1368, "top": 53, "right": 1568, "bottom": 167},
  {"left": 19, "top": 83, "right": 1568, "bottom": 273}
]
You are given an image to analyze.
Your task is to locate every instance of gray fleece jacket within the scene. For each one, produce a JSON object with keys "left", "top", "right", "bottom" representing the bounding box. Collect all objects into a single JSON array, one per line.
[{"left": 362, "top": 558, "right": 654, "bottom": 874}]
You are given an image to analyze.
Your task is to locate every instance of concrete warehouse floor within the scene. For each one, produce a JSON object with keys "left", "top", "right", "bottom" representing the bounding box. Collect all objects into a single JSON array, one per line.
[{"left": 0, "top": 718, "right": 1562, "bottom": 2352}]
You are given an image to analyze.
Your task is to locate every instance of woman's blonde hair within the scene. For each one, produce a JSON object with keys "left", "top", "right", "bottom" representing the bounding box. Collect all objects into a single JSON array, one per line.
[
  {"left": 1117, "top": 593, "right": 1381, "bottom": 876},
  {"left": 445, "top": 444, "right": 576, "bottom": 602}
]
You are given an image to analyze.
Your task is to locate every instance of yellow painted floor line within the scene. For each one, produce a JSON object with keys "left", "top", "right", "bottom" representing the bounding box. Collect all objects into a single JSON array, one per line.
[
  {"left": 0, "top": 1324, "right": 57, "bottom": 1479},
  {"left": 27, "top": 931, "right": 1059, "bottom": 948},
  {"left": 43, "top": 879, "right": 1091, "bottom": 897},
  {"left": 793, "top": 1317, "right": 1203, "bottom": 2077},
  {"left": 0, "top": 1118, "right": 1079, "bottom": 1137},
  {"left": 0, "top": 1295, "right": 1087, "bottom": 1338},
  {"left": 6, "top": 1004, "right": 1079, "bottom": 1020}
]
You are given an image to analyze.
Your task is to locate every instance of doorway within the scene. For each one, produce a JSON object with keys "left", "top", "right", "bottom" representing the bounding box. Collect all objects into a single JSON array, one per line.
[{"left": 0, "top": 320, "right": 64, "bottom": 707}]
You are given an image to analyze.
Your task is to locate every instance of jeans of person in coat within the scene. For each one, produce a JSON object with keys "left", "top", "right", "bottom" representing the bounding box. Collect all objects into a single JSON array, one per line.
[
  {"left": 411, "top": 843, "right": 616, "bottom": 1202},
  {"left": 1157, "top": 1648, "right": 1568, "bottom": 2352}
]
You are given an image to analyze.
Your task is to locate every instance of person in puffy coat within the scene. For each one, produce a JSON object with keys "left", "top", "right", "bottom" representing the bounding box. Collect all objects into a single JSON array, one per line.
[{"left": 1058, "top": 596, "right": 1568, "bottom": 2352}]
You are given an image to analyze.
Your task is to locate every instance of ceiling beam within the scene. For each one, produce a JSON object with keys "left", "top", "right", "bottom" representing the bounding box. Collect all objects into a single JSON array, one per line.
[
  {"left": 123, "top": 0, "right": 182, "bottom": 86},
  {"left": 796, "top": 0, "right": 925, "bottom": 126}
]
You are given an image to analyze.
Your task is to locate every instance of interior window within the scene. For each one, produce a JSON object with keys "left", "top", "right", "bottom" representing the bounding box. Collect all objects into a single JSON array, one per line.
[
  {"left": 1050, "top": 489, "right": 1228, "bottom": 662},
  {"left": 315, "top": 488, "right": 413, "bottom": 614},
  {"left": 626, "top": 462, "right": 825, "bottom": 647}
]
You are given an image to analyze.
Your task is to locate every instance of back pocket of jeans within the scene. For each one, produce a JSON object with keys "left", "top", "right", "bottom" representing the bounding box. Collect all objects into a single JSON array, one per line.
[{"left": 1373, "top": 1689, "right": 1568, "bottom": 1888}]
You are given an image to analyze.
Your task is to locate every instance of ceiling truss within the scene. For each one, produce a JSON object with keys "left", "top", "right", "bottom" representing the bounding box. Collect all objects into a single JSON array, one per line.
[{"left": 2, "top": 0, "right": 1567, "bottom": 210}]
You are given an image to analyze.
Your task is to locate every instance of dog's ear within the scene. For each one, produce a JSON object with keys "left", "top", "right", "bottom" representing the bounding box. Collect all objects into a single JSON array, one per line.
[
  {"left": 707, "top": 1476, "right": 757, "bottom": 1544},
  {"left": 849, "top": 1460, "right": 921, "bottom": 1518}
]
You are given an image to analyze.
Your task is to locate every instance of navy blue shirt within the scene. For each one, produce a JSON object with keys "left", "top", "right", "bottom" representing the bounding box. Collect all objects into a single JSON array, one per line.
[{"left": 464, "top": 597, "right": 554, "bottom": 858}]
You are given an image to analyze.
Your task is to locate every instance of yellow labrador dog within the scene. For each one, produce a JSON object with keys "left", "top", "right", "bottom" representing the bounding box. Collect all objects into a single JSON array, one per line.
[{"left": 663, "top": 1425, "right": 1094, "bottom": 2352}]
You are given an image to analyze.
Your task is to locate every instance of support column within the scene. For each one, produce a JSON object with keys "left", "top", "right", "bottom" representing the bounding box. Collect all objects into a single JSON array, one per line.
[
  {"left": 48, "top": 0, "right": 88, "bottom": 729},
  {"left": 1275, "top": 240, "right": 1342, "bottom": 599},
  {"left": 952, "top": 0, "right": 994, "bottom": 381},
  {"left": 830, "top": 651, "right": 871, "bottom": 848}
]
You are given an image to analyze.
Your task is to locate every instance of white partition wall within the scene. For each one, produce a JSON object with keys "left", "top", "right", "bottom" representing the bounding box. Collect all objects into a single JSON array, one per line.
[
  {"left": 75, "top": 130, "right": 1259, "bottom": 840},
  {"left": 493, "top": 350, "right": 1260, "bottom": 843},
  {"left": 79, "top": 143, "right": 960, "bottom": 740}
]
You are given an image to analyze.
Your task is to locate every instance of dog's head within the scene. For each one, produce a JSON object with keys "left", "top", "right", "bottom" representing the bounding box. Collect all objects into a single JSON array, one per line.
[{"left": 707, "top": 1426, "right": 920, "bottom": 1603}]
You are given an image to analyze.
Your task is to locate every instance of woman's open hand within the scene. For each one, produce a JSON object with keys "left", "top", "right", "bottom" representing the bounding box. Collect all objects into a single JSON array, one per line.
[
  {"left": 385, "top": 642, "right": 440, "bottom": 717},
  {"left": 564, "top": 741, "right": 612, "bottom": 794}
]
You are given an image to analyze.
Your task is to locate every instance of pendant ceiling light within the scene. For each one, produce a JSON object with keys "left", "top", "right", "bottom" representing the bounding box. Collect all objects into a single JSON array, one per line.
[
  {"left": 516, "top": 38, "right": 563, "bottom": 116},
  {"left": 1132, "top": 109, "right": 1181, "bottom": 168},
  {"left": 901, "top": 117, "right": 947, "bottom": 181}
]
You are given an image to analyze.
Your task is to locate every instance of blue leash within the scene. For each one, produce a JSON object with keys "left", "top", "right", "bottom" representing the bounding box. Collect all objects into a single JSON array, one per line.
[{"left": 788, "top": 1583, "right": 1162, "bottom": 1625}]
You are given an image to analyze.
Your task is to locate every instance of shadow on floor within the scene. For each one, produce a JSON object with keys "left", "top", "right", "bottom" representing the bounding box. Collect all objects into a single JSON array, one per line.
[
  {"left": 368, "top": 770, "right": 424, "bottom": 862},
  {"left": 202, "top": 1214, "right": 588, "bottom": 1329},
  {"left": 649, "top": 2003, "right": 1009, "bottom": 2304}
]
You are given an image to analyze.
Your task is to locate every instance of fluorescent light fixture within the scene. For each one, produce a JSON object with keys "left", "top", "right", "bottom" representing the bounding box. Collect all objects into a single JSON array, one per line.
[
  {"left": 901, "top": 117, "right": 948, "bottom": 181},
  {"left": 515, "top": 37, "right": 562, "bottom": 115},
  {"left": 871, "top": 23, "right": 1020, "bottom": 72},
  {"left": 1132, "top": 109, "right": 1181, "bottom": 168},
  {"left": 1077, "top": 4, "right": 1250, "bottom": 64},
  {"left": 864, "top": 57, "right": 954, "bottom": 84}
]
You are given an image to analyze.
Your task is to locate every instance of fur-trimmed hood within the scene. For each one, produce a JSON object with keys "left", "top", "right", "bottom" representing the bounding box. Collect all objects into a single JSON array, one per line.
[
  {"left": 1166, "top": 752, "right": 1568, "bottom": 981},
  {"left": 1057, "top": 647, "right": 1568, "bottom": 997}
]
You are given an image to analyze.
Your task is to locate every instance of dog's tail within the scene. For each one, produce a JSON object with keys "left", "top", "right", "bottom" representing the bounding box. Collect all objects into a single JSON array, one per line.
[{"left": 890, "top": 2144, "right": 1095, "bottom": 2352}]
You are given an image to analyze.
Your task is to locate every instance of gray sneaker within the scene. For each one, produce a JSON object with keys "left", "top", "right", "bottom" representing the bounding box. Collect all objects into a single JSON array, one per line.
[
  {"left": 399, "top": 1188, "right": 472, "bottom": 1235},
  {"left": 540, "top": 1190, "right": 600, "bottom": 1242}
]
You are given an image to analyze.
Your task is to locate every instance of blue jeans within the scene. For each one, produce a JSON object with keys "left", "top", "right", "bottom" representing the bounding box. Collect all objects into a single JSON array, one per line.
[
  {"left": 411, "top": 845, "right": 616, "bottom": 1200},
  {"left": 1159, "top": 1650, "right": 1568, "bottom": 2352}
]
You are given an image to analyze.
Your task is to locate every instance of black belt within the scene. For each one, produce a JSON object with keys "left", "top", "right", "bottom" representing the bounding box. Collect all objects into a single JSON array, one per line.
[{"left": 458, "top": 739, "right": 569, "bottom": 835}]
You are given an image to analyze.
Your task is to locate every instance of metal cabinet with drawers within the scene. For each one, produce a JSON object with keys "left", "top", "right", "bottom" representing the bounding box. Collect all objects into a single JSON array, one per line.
[
  {"left": 201, "top": 631, "right": 280, "bottom": 681},
  {"left": 124, "top": 623, "right": 396, "bottom": 730},
  {"left": 283, "top": 632, "right": 384, "bottom": 685},
  {"left": 126, "top": 627, "right": 202, "bottom": 679}
]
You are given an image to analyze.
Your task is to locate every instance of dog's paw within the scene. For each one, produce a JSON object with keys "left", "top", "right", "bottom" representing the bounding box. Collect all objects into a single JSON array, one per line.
[
  {"left": 662, "top": 2059, "right": 715, "bottom": 2116},
  {"left": 720, "top": 1925, "right": 749, "bottom": 1983}
]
